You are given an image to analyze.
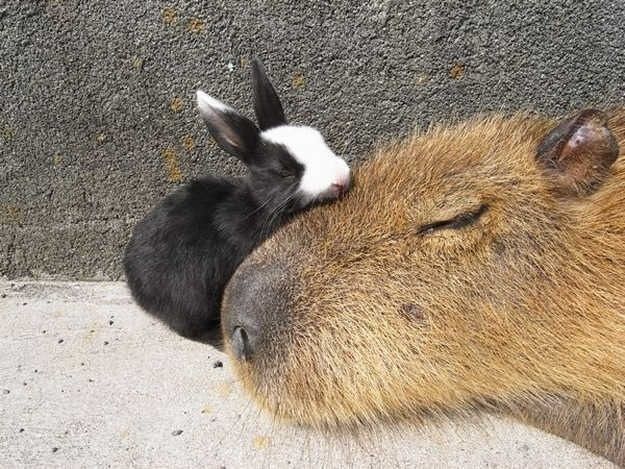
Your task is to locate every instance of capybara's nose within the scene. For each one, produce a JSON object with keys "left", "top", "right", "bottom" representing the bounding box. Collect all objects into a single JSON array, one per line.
[{"left": 222, "top": 257, "right": 295, "bottom": 362}]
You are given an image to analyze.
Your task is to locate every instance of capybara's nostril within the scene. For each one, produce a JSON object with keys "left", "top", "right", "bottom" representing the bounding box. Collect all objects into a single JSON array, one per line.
[{"left": 231, "top": 326, "right": 253, "bottom": 361}]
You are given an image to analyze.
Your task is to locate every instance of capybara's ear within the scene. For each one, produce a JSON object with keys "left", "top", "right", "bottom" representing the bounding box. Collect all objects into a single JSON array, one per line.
[{"left": 536, "top": 109, "right": 620, "bottom": 196}]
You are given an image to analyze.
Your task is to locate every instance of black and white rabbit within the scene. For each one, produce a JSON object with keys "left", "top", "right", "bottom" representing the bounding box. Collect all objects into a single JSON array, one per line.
[{"left": 123, "top": 59, "right": 351, "bottom": 339}]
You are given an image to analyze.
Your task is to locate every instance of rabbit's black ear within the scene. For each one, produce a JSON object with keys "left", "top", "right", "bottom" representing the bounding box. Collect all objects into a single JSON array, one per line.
[
  {"left": 196, "top": 90, "right": 260, "bottom": 164},
  {"left": 251, "top": 58, "right": 287, "bottom": 130}
]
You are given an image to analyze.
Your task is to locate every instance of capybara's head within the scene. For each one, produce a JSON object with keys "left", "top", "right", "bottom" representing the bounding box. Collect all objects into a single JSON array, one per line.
[{"left": 221, "top": 109, "right": 625, "bottom": 430}]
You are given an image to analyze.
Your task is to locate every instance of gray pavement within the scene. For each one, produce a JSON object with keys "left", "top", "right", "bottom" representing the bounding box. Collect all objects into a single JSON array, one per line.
[
  {"left": 0, "top": 281, "right": 614, "bottom": 468},
  {"left": 2, "top": 1, "right": 625, "bottom": 279}
]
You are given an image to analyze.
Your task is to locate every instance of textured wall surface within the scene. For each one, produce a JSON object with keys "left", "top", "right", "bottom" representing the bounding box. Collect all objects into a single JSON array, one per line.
[{"left": 2, "top": 0, "right": 624, "bottom": 279}]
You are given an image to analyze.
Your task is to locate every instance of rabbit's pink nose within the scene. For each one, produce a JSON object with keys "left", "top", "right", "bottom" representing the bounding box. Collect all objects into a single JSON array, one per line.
[
  {"left": 332, "top": 176, "right": 351, "bottom": 196},
  {"left": 331, "top": 182, "right": 346, "bottom": 196}
]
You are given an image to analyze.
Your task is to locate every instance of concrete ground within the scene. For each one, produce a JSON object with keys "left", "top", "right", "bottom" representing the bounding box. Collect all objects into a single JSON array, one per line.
[{"left": 0, "top": 281, "right": 614, "bottom": 468}]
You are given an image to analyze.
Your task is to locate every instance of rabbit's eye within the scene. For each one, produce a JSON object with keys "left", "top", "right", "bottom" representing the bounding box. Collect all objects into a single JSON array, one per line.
[
  {"left": 275, "top": 167, "right": 295, "bottom": 179},
  {"left": 417, "top": 204, "right": 488, "bottom": 235}
]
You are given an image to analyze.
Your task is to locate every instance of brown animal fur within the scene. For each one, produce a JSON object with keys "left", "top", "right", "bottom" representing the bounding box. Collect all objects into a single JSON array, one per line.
[{"left": 221, "top": 110, "right": 625, "bottom": 465}]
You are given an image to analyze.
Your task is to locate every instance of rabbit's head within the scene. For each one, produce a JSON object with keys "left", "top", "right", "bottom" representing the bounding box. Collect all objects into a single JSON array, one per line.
[{"left": 197, "top": 59, "right": 350, "bottom": 213}]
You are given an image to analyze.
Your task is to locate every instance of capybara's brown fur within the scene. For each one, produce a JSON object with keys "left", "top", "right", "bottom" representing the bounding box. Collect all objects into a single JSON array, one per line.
[{"left": 222, "top": 109, "right": 625, "bottom": 465}]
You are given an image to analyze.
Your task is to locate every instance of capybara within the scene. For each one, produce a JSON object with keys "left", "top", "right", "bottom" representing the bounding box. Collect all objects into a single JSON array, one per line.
[{"left": 221, "top": 109, "right": 625, "bottom": 465}]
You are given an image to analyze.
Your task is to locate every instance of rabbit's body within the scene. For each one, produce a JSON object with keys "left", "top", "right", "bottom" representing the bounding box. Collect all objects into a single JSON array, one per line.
[
  {"left": 124, "top": 176, "right": 258, "bottom": 337},
  {"left": 123, "top": 61, "right": 350, "bottom": 338}
]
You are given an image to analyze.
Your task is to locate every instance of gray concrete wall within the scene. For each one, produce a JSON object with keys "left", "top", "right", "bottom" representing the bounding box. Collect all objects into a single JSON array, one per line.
[{"left": 2, "top": 0, "right": 624, "bottom": 279}]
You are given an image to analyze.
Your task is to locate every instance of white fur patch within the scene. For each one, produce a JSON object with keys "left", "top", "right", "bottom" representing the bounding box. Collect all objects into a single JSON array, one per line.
[
  {"left": 196, "top": 90, "right": 231, "bottom": 114},
  {"left": 260, "top": 125, "right": 351, "bottom": 203}
]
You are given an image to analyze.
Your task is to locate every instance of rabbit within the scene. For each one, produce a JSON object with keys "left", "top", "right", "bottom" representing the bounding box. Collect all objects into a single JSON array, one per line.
[{"left": 123, "top": 59, "right": 351, "bottom": 339}]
